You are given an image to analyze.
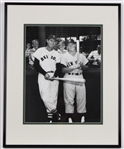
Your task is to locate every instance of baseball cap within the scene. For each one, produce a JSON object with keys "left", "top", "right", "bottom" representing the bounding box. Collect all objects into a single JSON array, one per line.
[
  {"left": 47, "top": 35, "right": 56, "bottom": 40},
  {"left": 67, "top": 39, "right": 75, "bottom": 45}
]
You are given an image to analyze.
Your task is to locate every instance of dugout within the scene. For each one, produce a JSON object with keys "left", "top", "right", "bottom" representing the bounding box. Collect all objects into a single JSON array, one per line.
[{"left": 25, "top": 25, "right": 101, "bottom": 53}]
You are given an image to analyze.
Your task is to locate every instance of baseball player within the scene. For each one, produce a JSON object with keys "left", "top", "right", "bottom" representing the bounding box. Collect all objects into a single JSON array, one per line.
[
  {"left": 61, "top": 39, "right": 89, "bottom": 123},
  {"left": 32, "top": 35, "right": 61, "bottom": 123}
]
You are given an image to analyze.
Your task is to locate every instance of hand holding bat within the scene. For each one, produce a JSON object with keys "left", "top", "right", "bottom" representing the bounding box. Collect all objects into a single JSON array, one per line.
[
  {"left": 44, "top": 73, "right": 51, "bottom": 80},
  {"left": 48, "top": 76, "right": 55, "bottom": 81}
]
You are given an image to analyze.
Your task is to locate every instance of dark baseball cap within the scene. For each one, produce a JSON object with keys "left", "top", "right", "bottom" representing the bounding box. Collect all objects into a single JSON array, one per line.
[
  {"left": 47, "top": 35, "right": 56, "bottom": 40},
  {"left": 67, "top": 39, "right": 75, "bottom": 45}
]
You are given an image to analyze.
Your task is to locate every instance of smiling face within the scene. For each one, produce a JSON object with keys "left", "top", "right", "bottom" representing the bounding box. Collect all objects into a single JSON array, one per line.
[
  {"left": 47, "top": 38, "right": 56, "bottom": 49},
  {"left": 32, "top": 40, "right": 39, "bottom": 50},
  {"left": 58, "top": 41, "right": 65, "bottom": 50},
  {"left": 67, "top": 42, "right": 76, "bottom": 52}
]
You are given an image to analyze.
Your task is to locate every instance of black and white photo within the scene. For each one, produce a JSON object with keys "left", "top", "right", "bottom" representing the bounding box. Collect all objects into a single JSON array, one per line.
[
  {"left": 3, "top": 3, "right": 121, "bottom": 147},
  {"left": 24, "top": 25, "right": 102, "bottom": 124}
]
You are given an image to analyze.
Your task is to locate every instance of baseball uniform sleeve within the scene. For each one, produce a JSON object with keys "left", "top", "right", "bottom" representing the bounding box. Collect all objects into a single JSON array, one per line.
[
  {"left": 32, "top": 48, "right": 41, "bottom": 60},
  {"left": 54, "top": 63, "right": 61, "bottom": 77},
  {"left": 82, "top": 54, "right": 89, "bottom": 65},
  {"left": 54, "top": 52, "right": 61, "bottom": 77},
  {"left": 33, "top": 58, "right": 47, "bottom": 75}
]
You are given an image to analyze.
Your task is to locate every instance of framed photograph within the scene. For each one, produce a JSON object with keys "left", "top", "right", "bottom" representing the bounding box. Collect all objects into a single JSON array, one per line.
[{"left": 3, "top": 2, "right": 121, "bottom": 148}]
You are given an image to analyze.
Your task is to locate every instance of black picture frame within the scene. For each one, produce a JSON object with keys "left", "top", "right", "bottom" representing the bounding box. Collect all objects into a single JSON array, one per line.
[{"left": 3, "top": 2, "right": 121, "bottom": 148}]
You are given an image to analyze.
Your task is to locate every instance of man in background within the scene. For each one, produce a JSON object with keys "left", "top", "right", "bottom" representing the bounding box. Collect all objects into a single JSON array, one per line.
[
  {"left": 25, "top": 39, "right": 39, "bottom": 69},
  {"left": 87, "top": 45, "right": 101, "bottom": 66}
]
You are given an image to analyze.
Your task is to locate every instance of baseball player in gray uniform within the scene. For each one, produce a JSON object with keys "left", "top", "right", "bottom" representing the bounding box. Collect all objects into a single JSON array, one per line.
[
  {"left": 33, "top": 35, "right": 61, "bottom": 123},
  {"left": 61, "top": 39, "right": 89, "bottom": 123}
]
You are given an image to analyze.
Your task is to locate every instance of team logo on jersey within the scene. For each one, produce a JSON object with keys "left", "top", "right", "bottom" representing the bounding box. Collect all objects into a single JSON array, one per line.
[
  {"left": 40, "top": 55, "right": 48, "bottom": 61},
  {"left": 67, "top": 62, "right": 73, "bottom": 67},
  {"left": 67, "top": 61, "right": 81, "bottom": 67},
  {"left": 40, "top": 55, "right": 56, "bottom": 61},
  {"left": 51, "top": 56, "right": 56, "bottom": 61}
]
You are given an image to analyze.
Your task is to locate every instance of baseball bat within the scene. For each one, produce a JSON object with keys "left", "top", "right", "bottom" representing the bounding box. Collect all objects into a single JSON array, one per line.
[{"left": 52, "top": 77, "right": 86, "bottom": 83}]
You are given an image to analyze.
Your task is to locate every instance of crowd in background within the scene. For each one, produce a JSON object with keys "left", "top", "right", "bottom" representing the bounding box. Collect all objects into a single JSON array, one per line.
[{"left": 25, "top": 38, "right": 101, "bottom": 70}]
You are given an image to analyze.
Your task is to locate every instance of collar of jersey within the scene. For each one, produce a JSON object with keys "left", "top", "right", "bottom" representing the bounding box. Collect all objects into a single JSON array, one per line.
[
  {"left": 45, "top": 47, "right": 55, "bottom": 54},
  {"left": 67, "top": 51, "right": 77, "bottom": 57}
]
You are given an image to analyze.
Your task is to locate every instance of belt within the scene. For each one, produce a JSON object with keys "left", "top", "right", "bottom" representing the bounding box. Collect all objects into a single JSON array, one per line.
[{"left": 68, "top": 73, "right": 82, "bottom": 75}]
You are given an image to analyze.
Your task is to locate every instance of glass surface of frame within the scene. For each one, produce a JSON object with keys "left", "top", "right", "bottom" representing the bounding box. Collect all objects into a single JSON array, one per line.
[{"left": 3, "top": 3, "right": 121, "bottom": 148}]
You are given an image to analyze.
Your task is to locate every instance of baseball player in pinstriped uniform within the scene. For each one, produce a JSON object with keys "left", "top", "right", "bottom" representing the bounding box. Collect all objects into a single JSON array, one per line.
[
  {"left": 33, "top": 35, "right": 61, "bottom": 123},
  {"left": 61, "top": 39, "right": 89, "bottom": 123}
]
